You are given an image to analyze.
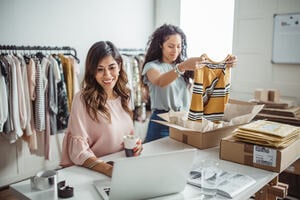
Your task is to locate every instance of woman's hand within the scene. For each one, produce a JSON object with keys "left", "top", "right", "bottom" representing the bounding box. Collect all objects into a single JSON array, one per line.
[
  {"left": 179, "top": 56, "right": 207, "bottom": 71},
  {"left": 133, "top": 138, "right": 143, "bottom": 156},
  {"left": 226, "top": 55, "right": 237, "bottom": 67}
]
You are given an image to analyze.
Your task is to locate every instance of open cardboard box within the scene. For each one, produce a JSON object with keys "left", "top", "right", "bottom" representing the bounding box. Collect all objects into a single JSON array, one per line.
[
  {"left": 220, "top": 135, "right": 300, "bottom": 173},
  {"left": 153, "top": 99, "right": 264, "bottom": 149}
]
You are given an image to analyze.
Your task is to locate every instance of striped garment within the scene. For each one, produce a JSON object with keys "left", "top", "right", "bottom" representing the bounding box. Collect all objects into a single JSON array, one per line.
[
  {"left": 34, "top": 57, "right": 46, "bottom": 131},
  {"left": 188, "top": 54, "right": 235, "bottom": 121}
]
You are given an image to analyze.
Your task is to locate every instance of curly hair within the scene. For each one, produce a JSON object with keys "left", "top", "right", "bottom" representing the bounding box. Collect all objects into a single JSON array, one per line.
[
  {"left": 142, "top": 24, "right": 194, "bottom": 85},
  {"left": 81, "top": 41, "right": 132, "bottom": 122}
]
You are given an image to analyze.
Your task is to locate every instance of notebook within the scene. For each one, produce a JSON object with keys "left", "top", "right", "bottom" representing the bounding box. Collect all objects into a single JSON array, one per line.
[{"left": 94, "top": 148, "right": 197, "bottom": 200}]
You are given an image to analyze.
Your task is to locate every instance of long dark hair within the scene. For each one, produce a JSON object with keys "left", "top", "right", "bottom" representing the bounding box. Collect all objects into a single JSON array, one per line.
[
  {"left": 142, "top": 24, "right": 194, "bottom": 85},
  {"left": 81, "top": 41, "right": 132, "bottom": 122}
]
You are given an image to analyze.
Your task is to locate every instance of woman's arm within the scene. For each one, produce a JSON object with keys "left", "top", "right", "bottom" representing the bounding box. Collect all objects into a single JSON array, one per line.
[
  {"left": 146, "top": 57, "right": 202, "bottom": 87},
  {"left": 146, "top": 66, "right": 178, "bottom": 87},
  {"left": 83, "top": 157, "right": 113, "bottom": 177}
]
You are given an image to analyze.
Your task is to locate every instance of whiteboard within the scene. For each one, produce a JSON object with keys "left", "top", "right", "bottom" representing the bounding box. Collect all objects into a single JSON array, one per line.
[{"left": 272, "top": 13, "right": 300, "bottom": 64}]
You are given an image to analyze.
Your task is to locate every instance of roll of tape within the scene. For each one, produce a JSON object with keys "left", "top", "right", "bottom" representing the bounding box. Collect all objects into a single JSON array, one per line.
[{"left": 30, "top": 170, "right": 58, "bottom": 191}]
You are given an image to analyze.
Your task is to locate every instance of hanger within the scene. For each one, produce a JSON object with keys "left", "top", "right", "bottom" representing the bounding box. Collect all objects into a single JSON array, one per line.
[{"left": 61, "top": 46, "right": 80, "bottom": 63}]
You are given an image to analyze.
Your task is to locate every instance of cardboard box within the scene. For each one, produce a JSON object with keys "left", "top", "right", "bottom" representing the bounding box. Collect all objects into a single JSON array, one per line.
[
  {"left": 268, "top": 89, "right": 280, "bottom": 102},
  {"left": 254, "top": 89, "right": 268, "bottom": 101},
  {"left": 168, "top": 125, "right": 240, "bottom": 149},
  {"left": 220, "top": 135, "right": 300, "bottom": 173},
  {"left": 153, "top": 99, "right": 264, "bottom": 149}
]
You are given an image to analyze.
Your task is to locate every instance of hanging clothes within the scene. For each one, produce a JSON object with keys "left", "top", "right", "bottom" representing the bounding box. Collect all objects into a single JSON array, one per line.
[
  {"left": 59, "top": 54, "right": 74, "bottom": 112},
  {"left": 22, "top": 57, "right": 38, "bottom": 150},
  {"left": 16, "top": 54, "right": 31, "bottom": 135},
  {"left": 0, "top": 56, "right": 11, "bottom": 134},
  {"left": 54, "top": 55, "right": 70, "bottom": 131},
  {"left": 0, "top": 45, "right": 79, "bottom": 160},
  {"left": 6, "top": 55, "right": 23, "bottom": 140},
  {"left": 48, "top": 55, "right": 58, "bottom": 136},
  {"left": 188, "top": 54, "right": 236, "bottom": 121},
  {"left": 12, "top": 55, "right": 27, "bottom": 130},
  {"left": 70, "top": 56, "right": 80, "bottom": 96},
  {"left": 34, "top": 57, "right": 46, "bottom": 132},
  {"left": 0, "top": 58, "right": 8, "bottom": 132},
  {"left": 120, "top": 49, "right": 146, "bottom": 122}
]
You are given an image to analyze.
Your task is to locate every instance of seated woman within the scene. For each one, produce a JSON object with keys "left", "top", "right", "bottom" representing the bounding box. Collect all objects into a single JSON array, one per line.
[{"left": 60, "top": 41, "right": 142, "bottom": 177}]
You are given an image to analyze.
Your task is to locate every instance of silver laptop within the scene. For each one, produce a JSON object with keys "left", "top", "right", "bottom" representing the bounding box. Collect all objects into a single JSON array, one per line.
[{"left": 94, "top": 148, "right": 197, "bottom": 200}]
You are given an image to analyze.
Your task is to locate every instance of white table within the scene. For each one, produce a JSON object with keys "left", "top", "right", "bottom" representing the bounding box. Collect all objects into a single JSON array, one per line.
[{"left": 10, "top": 137, "right": 278, "bottom": 200}]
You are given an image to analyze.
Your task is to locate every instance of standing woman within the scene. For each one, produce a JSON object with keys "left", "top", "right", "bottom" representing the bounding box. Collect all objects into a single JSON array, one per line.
[
  {"left": 142, "top": 24, "right": 202, "bottom": 143},
  {"left": 61, "top": 41, "right": 142, "bottom": 177}
]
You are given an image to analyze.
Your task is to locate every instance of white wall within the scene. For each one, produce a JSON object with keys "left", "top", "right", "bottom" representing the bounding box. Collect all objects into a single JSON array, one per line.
[
  {"left": 231, "top": 0, "right": 300, "bottom": 104},
  {"left": 0, "top": 0, "right": 155, "bottom": 187},
  {"left": 154, "top": 0, "right": 181, "bottom": 28},
  {"left": 180, "top": 0, "right": 235, "bottom": 60},
  {"left": 0, "top": 0, "right": 155, "bottom": 79}
]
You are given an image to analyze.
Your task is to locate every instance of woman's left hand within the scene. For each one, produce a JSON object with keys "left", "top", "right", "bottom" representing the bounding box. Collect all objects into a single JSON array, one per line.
[{"left": 133, "top": 138, "right": 143, "bottom": 156}]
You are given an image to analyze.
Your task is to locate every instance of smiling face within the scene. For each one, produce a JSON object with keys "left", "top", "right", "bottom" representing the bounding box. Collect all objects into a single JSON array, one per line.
[
  {"left": 161, "top": 34, "right": 182, "bottom": 64},
  {"left": 95, "top": 55, "right": 120, "bottom": 98}
]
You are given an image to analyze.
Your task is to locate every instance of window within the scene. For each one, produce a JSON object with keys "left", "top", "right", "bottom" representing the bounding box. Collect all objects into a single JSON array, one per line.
[{"left": 180, "top": 0, "right": 235, "bottom": 60}]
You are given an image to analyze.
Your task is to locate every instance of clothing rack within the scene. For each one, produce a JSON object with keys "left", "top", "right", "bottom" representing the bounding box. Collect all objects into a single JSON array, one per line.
[{"left": 0, "top": 45, "right": 80, "bottom": 63}]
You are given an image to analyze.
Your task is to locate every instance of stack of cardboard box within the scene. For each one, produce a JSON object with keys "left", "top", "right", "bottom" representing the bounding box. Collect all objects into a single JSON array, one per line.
[
  {"left": 220, "top": 120, "right": 300, "bottom": 173},
  {"left": 251, "top": 89, "right": 300, "bottom": 126}
]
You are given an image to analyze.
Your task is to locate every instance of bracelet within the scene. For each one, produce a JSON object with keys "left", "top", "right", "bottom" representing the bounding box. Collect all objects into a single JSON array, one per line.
[
  {"left": 87, "top": 159, "right": 103, "bottom": 169},
  {"left": 174, "top": 64, "right": 185, "bottom": 76}
]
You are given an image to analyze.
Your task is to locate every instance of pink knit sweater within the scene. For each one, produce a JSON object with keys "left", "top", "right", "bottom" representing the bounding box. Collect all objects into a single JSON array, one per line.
[{"left": 60, "top": 92, "right": 134, "bottom": 167}]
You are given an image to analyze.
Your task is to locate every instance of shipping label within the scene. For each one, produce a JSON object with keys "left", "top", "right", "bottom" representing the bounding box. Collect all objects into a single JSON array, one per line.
[{"left": 253, "top": 145, "right": 277, "bottom": 167}]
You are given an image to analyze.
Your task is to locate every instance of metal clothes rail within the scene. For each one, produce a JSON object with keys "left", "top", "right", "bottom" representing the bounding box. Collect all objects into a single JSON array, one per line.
[{"left": 0, "top": 45, "right": 80, "bottom": 63}]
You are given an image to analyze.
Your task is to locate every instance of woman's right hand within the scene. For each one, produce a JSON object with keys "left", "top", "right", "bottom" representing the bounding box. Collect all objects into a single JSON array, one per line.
[{"left": 133, "top": 138, "right": 143, "bottom": 156}]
